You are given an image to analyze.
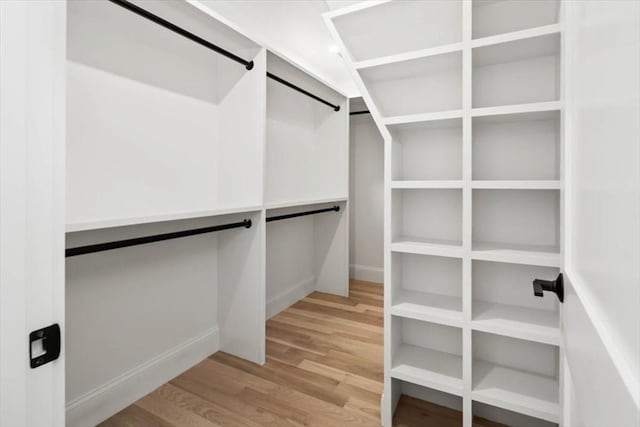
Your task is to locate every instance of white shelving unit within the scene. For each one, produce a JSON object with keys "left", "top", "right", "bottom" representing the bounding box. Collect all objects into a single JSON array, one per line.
[
  {"left": 265, "top": 52, "right": 349, "bottom": 318},
  {"left": 64, "top": 2, "right": 349, "bottom": 426},
  {"left": 325, "top": 1, "right": 563, "bottom": 425}
]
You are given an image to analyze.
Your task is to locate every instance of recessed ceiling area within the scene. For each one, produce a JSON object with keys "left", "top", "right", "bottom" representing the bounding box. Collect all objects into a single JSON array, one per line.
[{"left": 197, "top": 0, "right": 362, "bottom": 97}]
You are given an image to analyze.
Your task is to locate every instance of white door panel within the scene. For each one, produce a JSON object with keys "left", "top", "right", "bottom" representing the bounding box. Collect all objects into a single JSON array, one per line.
[
  {"left": 0, "top": 1, "right": 66, "bottom": 426},
  {"left": 563, "top": 0, "right": 639, "bottom": 425}
]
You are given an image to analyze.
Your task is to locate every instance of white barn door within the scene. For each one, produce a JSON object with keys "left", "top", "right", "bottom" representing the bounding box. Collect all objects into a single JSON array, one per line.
[
  {"left": 562, "top": 0, "right": 639, "bottom": 425},
  {"left": 0, "top": 1, "right": 66, "bottom": 426}
]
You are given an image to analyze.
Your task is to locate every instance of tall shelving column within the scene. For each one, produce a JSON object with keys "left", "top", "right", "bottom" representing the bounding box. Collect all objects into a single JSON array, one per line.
[{"left": 325, "top": 1, "right": 562, "bottom": 426}]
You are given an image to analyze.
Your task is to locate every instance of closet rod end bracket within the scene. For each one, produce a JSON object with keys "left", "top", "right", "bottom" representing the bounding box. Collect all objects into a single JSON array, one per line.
[{"left": 245, "top": 61, "right": 254, "bottom": 71}]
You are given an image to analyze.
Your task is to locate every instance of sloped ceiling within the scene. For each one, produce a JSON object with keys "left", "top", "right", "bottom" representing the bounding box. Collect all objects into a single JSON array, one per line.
[{"left": 198, "top": 0, "right": 361, "bottom": 97}]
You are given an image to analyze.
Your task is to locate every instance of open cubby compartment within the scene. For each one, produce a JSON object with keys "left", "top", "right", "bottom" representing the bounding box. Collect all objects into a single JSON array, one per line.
[
  {"left": 473, "top": 110, "right": 560, "bottom": 181},
  {"left": 66, "top": 0, "right": 265, "bottom": 229},
  {"left": 472, "top": 33, "right": 560, "bottom": 109},
  {"left": 391, "top": 189, "right": 463, "bottom": 250},
  {"left": 265, "top": 52, "right": 348, "bottom": 206},
  {"left": 474, "top": 402, "right": 559, "bottom": 427},
  {"left": 359, "top": 51, "right": 462, "bottom": 118},
  {"left": 472, "top": 331, "right": 560, "bottom": 423},
  {"left": 265, "top": 200, "right": 348, "bottom": 319},
  {"left": 472, "top": 189, "right": 560, "bottom": 254},
  {"left": 472, "top": 261, "right": 561, "bottom": 345},
  {"left": 389, "top": 379, "right": 463, "bottom": 425},
  {"left": 331, "top": 1, "right": 462, "bottom": 63},
  {"left": 390, "top": 252, "right": 463, "bottom": 327},
  {"left": 390, "top": 317, "right": 463, "bottom": 396},
  {"left": 472, "top": 0, "right": 560, "bottom": 40},
  {"left": 65, "top": 210, "right": 266, "bottom": 407},
  {"left": 390, "top": 118, "right": 463, "bottom": 181}
]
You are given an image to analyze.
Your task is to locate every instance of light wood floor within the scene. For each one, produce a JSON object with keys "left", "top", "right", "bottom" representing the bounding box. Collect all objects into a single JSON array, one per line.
[{"left": 100, "top": 280, "right": 502, "bottom": 427}]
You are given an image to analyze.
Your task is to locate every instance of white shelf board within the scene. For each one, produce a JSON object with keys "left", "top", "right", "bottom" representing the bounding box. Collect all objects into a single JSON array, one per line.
[
  {"left": 382, "top": 109, "right": 463, "bottom": 126},
  {"left": 472, "top": 361, "right": 559, "bottom": 423},
  {"left": 472, "top": 181, "right": 560, "bottom": 190},
  {"left": 392, "top": 290, "right": 463, "bottom": 327},
  {"left": 392, "top": 180, "right": 464, "bottom": 189},
  {"left": 323, "top": 0, "right": 391, "bottom": 19},
  {"left": 392, "top": 237, "right": 464, "bottom": 258},
  {"left": 472, "top": 242, "right": 560, "bottom": 267},
  {"left": 264, "top": 196, "right": 348, "bottom": 211},
  {"left": 355, "top": 42, "right": 463, "bottom": 70},
  {"left": 66, "top": 205, "right": 263, "bottom": 233},
  {"left": 472, "top": 301, "right": 560, "bottom": 346},
  {"left": 471, "top": 23, "right": 562, "bottom": 50},
  {"left": 471, "top": 101, "right": 561, "bottom": 119},
  {"left": 392, "top": 344, "right": 463, "bottom": 396}
]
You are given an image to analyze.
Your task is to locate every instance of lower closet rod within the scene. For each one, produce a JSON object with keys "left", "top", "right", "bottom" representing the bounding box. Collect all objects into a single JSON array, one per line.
[
  {"left": 266, "top": 206, "right": 340, "bottom": 223},
  {"left": 66, "top": 219, "right": 252, "bottom": 257}
]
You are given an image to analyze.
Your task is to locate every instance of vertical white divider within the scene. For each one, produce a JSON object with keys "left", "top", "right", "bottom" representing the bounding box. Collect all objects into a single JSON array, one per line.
[{"left": 462, "top": 1, "right": 473, "bottom": 426}]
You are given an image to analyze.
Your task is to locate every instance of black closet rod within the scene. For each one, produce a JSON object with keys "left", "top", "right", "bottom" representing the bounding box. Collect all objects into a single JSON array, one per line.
[
  {"left": 66, "top": 219, "right": 252, "bottom": 257},
  {"left": 266, "top": 205, "right": 340, "bottom": 223},
  {"left": 107, "top": 0, "right": 255, "bottom": 70},
  {"left": 267, "top": 72, "right": 341, "bottom": 112},
  {"left": 349, "top": 110, "right": 370, "bottom": 116}
]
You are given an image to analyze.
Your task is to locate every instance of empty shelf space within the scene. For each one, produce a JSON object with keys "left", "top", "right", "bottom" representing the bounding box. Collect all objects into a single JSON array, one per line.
[
  {"left": 392, "top": 237, "right": 464, "bottom": 258},
  {"left": 472, "top": 242, "right": 560, "bottom": 267},
  {"left": 393, "top": 290, "right": 463, "bottom": 327},
  {"left": 332, "top": 0, "right": 462, "bottom": 62},
  {"left": 360, "top": 51, "right": 462, "bottom": 117},
  {"left": 392, "top": 181, "right": 464, "bottom": 189},
  {"left": 473, "top": 33, "right": 560, "bottom": 109},
  {"left": 392, "top": 344, "right": 463, "bottom": 396},
  {"left": 472, "top": 0, "right": 560, "bottom": 40},
  {"left": 472, "top": 361, "right": 559, "bottom": 423},
  {"left": 472, "top": 181, "right": 560, "bottom": 190},
  {"left": 472, "top": 301, "right": 560, "bottom": 345}
]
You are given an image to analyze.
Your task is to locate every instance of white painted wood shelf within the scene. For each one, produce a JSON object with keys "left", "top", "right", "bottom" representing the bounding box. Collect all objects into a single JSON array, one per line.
[
  {"left": 392, "top": 180, "right": 464, "bottom": 189},
  {"left": 392, "top": 344, "right": 464, "bottom": 396},
  {"left": 383, "top": 109, "right": 463, "bottom": 126},
  {"left": 392, "top": 290, "right": 463, "bottom": 327},
  {"left": 472, "top": 242, "right": 561, "bottom": 267},
  {"left": 354, "top": 42, "right": 463, "bottom": 70},
  {"left": 472, "top": 301, "right": 560, "bottom": 345},
  {"left": 264, "top": 196, "right": 348, "bottom": 211},
  {"left": 391, "top": 237, "right": 464, "bottom": 258},
  {"left": 66, "top": 205, "right": 264, "bottom": 233},
  {"left": 472, "top": 361, "right": 560, "bottom": 423},
  {"left": 471, "top": 181, "right": 560, "bottom": 190}
]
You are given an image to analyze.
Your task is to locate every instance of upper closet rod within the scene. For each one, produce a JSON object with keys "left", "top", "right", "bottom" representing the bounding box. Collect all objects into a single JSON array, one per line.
[
  {"left": 66, "top": 219, "right": 252, "bottom": 257},
  {"left": 107, "top": 0, "right": 255, "bottom": 70},
  {"left": 267, "top": 72, "right": 341, "bottom": 112},
  {"left": 349, "top": 110, "right": 370, "bottom": 116},
  {"left": 266, "top": 206, "right": 340, "bottom": 223}
]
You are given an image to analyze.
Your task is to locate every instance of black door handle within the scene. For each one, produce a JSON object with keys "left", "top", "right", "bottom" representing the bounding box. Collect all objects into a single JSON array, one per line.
[{"left": 533, "top": 273, "right": 564, "bottom": 303}]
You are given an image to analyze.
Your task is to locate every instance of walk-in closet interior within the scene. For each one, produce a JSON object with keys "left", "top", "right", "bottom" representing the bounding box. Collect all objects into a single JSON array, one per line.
[{"left": 2, "top": 0, "right": 637, "bottom": 426}]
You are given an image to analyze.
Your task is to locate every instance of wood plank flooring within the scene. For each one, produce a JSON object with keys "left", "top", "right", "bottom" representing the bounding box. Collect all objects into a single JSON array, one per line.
[{"left": 100, "top": 280, "right": 503, "bottom": 427}]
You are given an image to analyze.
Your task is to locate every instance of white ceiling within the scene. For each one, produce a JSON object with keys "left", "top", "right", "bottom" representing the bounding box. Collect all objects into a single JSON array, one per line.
[{"left": 198, "top": 0, "right": 362, "bottom": 97}]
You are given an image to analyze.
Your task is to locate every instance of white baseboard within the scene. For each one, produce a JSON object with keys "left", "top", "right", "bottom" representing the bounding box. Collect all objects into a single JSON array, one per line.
[
  {"left": 66, "top": 326, "right": 220, "bottom": 427},
  {"left": 350, "top": 264, "right": 383, "bottom": 284},
  {"left": 266, "top": 277, "right": 314, "bottom": 319}
]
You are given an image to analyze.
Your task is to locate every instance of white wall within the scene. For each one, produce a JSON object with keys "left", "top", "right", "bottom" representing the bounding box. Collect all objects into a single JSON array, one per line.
[
  {"left": 349, "top": 98, "right": 384, "bottom": 283},
  {"left": 563, "top": 1, "right": 640, "bottom": 425}
]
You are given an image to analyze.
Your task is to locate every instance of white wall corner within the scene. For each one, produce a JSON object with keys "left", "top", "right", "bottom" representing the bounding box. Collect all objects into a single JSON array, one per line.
[
  {"left": 350, "top": 264, "right": 384, "bottom": 284},
  {"left": 65, "top": 326, "right": 220, "bottom": 427}
]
